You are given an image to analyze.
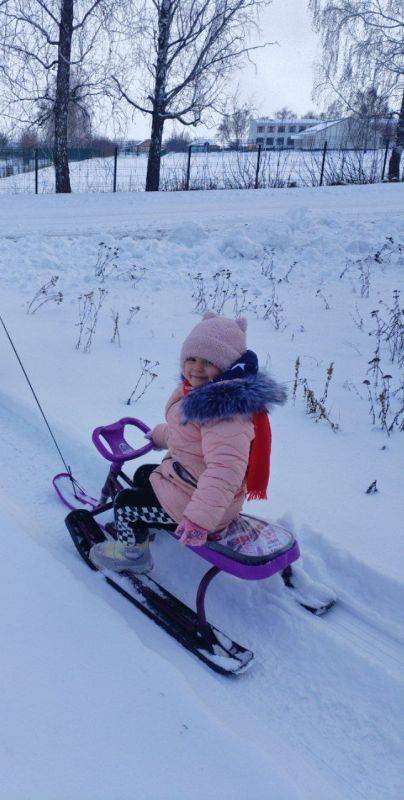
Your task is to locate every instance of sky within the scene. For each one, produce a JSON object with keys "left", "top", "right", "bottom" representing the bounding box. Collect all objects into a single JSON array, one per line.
[{"left": 122, "top": 1, "right": 322, "bottom": 142}]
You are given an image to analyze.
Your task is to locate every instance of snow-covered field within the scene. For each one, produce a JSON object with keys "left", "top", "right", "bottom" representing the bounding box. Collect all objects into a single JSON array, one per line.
[
  {"left": 0, "top": 146, "right": 389, "bottom": 194},
  {"left": 1, "top": 183, "right": 403, "bottom": 799}
]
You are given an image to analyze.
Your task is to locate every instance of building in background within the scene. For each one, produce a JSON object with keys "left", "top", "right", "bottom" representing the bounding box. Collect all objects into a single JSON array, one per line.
[
  {"left": 292, "top": 118, "right": 395, "bottom": 150},
  {"left": 116, "top": 139, "right": 151, "bottom": 155},
  {"left": 249, "top": 118, "right": 323, "bottom": 149},
  {"left": 190, "top": 139, "right": 222, "bottom": 152},
  {"left": 191, "top": 140, "right": 211, "bottom": 152}
]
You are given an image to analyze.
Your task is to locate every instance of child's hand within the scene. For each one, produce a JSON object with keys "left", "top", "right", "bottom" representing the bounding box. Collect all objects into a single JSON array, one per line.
[
  {"left": 145, "top": 424, "right": 168, "bottom": 451},
  {"left": 176, "top": 517, "right": 208, "bottom": 547}
]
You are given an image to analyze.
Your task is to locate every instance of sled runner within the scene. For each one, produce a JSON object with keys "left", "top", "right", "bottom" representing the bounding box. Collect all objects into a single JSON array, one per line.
[{"left": 54, "top": 417, "right": 334, "bottom": 675}]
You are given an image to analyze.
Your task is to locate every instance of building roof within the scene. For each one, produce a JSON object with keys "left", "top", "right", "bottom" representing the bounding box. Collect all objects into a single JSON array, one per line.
[
  {"left": 254, "top": 118, "right": 323, "bottom": 125},
  {"left": 292, "top": 119, "right": 348, "bottom": 138},
  {"left": 115, "top": 139, "right": 150, "bottom": 146}
]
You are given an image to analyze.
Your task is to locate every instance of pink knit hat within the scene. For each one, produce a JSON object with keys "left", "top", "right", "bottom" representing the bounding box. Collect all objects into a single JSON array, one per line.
[{"left": 180, "top": 312, "right": 247, "bottom": 372}]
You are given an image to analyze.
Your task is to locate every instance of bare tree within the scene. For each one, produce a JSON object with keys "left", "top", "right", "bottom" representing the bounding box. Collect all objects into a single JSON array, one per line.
[
  {"left": 164, "top": 131, "right": 192, "bottom": 152},
  {"left": 302, "top": 109, "right": 319, "bottom": 119},
  {"left": 348, "top": 86, "right": 394, "bottom": 150},
  {"left": 354, "top": 87, "right": 390, "bottom": 118},
  {"left": 388, "top": 90, "right": 404, "bottom": 179},
  {"left": 309, "top": 0, "right": 404, "bottom": 179},
  {"left": 112, "top": 0, "right": 271, "bottom": 191},
  {"left": 0, "top": 1, "right": 117, "bottom": 192},
  {"left": 218, "top": 97, "right": 253, "bottom": 148},
  {"left": 274, "top": 106, "right": 297, "bottom": 119},
  {"left": 319, "top": 100, "right": 344, "bottom": 119},
  {"left": 18, "top": 128, "right": 40, "bottom": 149},
  {"left": 39, "top": 67, "right": 94, "bottom": 146}
]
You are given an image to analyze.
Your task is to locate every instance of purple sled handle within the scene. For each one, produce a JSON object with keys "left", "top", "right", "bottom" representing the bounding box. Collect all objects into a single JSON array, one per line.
[{"left": 92, "top": 417, "right": 154, "bottom": 464}]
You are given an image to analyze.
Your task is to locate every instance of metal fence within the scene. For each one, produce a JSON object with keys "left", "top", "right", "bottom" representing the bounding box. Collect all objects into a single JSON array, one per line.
[{"left": 0, "top": 140, "right": 400, "bottom": 194}]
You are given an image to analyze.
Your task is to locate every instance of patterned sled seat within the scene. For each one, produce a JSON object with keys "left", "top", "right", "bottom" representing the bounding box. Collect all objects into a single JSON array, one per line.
[{"left": 172, "top": 515, "right": 300, "bottom": 580}]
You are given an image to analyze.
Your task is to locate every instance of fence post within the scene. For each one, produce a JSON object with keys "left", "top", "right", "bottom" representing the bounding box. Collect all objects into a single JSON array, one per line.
[
  {"left": 35, "top": 148, "right": 38, "bottom": 195},
  {"left": 113, "top": 146, "right": 118, "bottom": 192},
  {"left": 381, "top": 140, "right": 390, "bottom": 181},
  {"left": 255, "top": 144, "right": 262, "bottom": 189},
  {"left": 319, "top": 140, "right": 328, "bottom": 186},
  {"left": 185, "top": 144, "right": 192, "bottom": 190}
]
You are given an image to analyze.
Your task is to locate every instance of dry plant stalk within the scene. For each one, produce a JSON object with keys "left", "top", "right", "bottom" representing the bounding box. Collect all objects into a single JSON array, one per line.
[
  {"left": 75, "top": 288, "right": 107, "bottom": 353},
  {"left": 302, "top": 380, "right": 339, "bottom": 432},
  {"left": 189, "top": 272, "right": 208, "bottom": 313},
  {"left": 316, "top": 289, "right": 330, "bottom": 310},
  {"left": 110, "top": 311, "right": 121, "bottom": 346},
  {"left": 366, "top": 480, "right": 378, "bottom": 495},
  {"left": 260, "top": 248, "right": 275, "bottom": 280},
  {"left": 27, "top": 276, "right": 63, "bottom": 314},
  {"left": 211, "top": 269, "right": 233, "bottom": 313},
  {"left": 126, "top": 358, "right": 159, "bottom": 405},
  {"left": 189, "top": 269, "right": 250, "bottom": 316},
  {"left": 95, "top": 242, "right": 119, "bottom": 282},
  {"left": 294, "top": 359, "right": 338, "bottom": 432},
  {"left": 127, "top": 306, "right": 140, "bottom": 324},
  {"left": 260, "top": 284, "right": 286, "bottom": 330},
  {"left": 279, "top": 260, "right": 298, "bottom": 284},
  {"left": 292, "top": 356, "right": 301, "bottom": 404}
]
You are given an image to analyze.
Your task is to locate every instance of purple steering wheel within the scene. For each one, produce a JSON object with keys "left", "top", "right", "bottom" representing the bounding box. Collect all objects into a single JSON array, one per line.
[{"left": 92, "top": 417, "right": 154, "bottom": 464}]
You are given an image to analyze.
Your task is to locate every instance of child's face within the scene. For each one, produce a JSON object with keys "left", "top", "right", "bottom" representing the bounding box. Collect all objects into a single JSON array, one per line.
[{"left": 184, "top": 357, "right": 221, "bottom": 387}]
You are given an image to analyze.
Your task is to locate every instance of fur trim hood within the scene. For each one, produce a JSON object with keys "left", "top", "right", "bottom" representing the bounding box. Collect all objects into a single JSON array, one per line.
[{"left": 181, "top": 372, "right": 287, "bottom": 424}]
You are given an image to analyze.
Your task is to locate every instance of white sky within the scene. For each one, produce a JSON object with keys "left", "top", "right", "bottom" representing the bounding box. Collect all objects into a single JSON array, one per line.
[{"left": 122, "top": 1, "right": 321, "bottom": 141}]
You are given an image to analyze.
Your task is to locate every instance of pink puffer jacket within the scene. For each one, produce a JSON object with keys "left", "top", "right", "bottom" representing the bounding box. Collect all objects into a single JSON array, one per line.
[{"left": 149, "top": 386, "right": 255, "bottom": 533}]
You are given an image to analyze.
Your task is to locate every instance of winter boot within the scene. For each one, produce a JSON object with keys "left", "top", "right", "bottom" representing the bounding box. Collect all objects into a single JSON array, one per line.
[
  {"left": 89, "top": 534, "right": 153, "bottom": 574},
  {"left": 90, "top": 491, "right": 153, "bottom": 573}
]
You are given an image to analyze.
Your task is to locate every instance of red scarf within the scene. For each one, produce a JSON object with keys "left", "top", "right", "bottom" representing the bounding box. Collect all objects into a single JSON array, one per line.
[
  {"left": 245, "top": 409, "right": 271, "bottom": 500},
  {"left": 183, "top": 379, "right": 271, "bottom": 500}
]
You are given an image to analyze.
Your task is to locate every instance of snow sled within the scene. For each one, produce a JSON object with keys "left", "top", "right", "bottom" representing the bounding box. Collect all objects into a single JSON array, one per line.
[{"left": 53, "top": 418, "right": 331, "bottom": 675}]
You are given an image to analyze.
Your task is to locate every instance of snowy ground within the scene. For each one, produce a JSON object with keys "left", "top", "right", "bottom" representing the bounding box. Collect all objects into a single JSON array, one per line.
[{"left": 1, "top": 183, "right": 403, "bottom": 799}]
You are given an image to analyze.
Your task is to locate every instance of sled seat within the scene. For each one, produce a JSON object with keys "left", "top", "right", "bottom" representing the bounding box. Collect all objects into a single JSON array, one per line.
[{"left": 171, "top": 515, "right": 300, "bottom": 580}]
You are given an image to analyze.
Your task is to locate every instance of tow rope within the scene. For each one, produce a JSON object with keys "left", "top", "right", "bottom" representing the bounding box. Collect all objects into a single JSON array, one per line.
[{"left": 1, "top": 313, "right": 79, "bottom": 495}]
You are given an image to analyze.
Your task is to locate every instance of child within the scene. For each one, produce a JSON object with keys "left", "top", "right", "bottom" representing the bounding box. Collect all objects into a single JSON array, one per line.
[{"left": 90, "top": 312, "right": 286, "bottom": 574}]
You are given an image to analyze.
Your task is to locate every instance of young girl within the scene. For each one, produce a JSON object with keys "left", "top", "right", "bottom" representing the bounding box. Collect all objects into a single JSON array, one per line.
[{"left": 90, "top": 312, "right": 286, "bottom": 574}]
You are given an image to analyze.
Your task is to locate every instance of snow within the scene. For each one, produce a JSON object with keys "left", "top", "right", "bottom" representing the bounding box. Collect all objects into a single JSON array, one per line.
[
  {"left": 0, "top": 147, "right": 390, "bottom": 193},
  {"left": 1, "top": 182, "right": 403, "bottom": 799},
  {"left": 1, "top": 503, "right": 299, "bottom": 800},
  {"left": 293, "top": 119, "right": 344, "bottom": 135}
]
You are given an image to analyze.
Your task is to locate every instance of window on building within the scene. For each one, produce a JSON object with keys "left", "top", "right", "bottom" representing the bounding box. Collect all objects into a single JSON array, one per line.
[
  {"left": 276, "top": 137, "right": 284, "bottom": 146},
  {"left": 257, "top": 125, "right": 264, "bottom": 132},
  {"left": 278, "top": 125, "right": 285, "bottom": 133},
  {"left": 268, "top": 125, "right": 275, "bottom": 132},
  {"left": 266, "top": 137, "right": 274, "bottom": 145},
  {"left": 299, "top": 126, "right": 305, "bottom": 132},
  {"left": 287, "top": 137, "right": 294, "bottom": 147},
  {"left": 289, "top": 126, "right": 296, "bottom": 132},
  {"left": 256, "top": 137, "right": 264, "bottom": 143}
]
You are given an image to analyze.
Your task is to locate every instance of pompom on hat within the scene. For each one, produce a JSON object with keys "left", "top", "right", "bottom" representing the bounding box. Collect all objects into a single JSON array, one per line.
[{"left": 180, "top": 312, "right": 247, "bottom": 372}]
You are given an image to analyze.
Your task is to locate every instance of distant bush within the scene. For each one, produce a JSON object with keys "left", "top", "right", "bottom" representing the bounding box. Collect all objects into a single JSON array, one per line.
[{"left": 164, "top": 134, "right": 191, "bottom": 153}]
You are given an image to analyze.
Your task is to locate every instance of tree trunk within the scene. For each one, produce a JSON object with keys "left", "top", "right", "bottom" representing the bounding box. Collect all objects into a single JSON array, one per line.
[
  {"left": 145, "top": 0, "right": 172, "bottom": 192},
  {"left": 388, "top": 90, "right": 404, "bottom": 182},
  {"left": 146, "top": 111, "right": 165, "bottom": 191},
  {"left": 54, "top": 0, "right": 74, "bottom": 193}
]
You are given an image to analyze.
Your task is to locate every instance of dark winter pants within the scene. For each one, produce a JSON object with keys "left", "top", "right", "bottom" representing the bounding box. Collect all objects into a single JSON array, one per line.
[{"left": 114, "top": 464, "right": 176, "bottom": 545}]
